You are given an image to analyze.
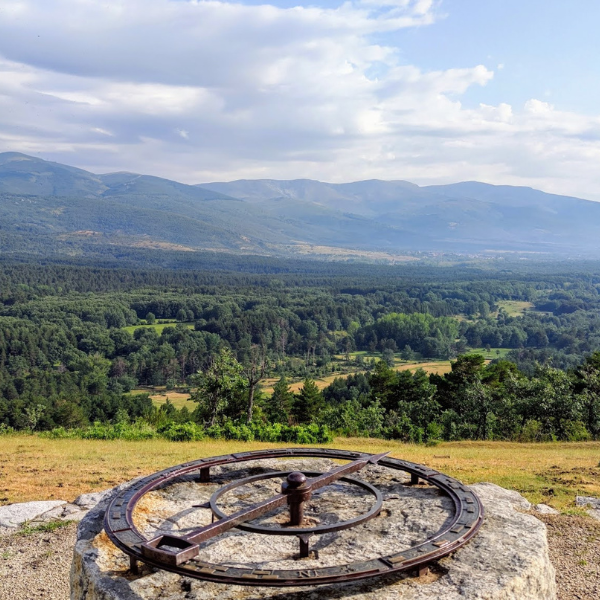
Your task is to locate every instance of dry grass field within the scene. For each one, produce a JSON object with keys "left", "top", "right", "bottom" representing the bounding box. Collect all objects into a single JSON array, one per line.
[
  {"left": 123, "top": 322, "right": 195, "bottom": 335},
  {"left": 1, "top": 436, "right": 599, "bottom": 513},
  {"left": 261, "top": 361, "right": 452, "bottom": 394},
  {"left": 147, "top": 391, "right": 193, "bottom": 409}
]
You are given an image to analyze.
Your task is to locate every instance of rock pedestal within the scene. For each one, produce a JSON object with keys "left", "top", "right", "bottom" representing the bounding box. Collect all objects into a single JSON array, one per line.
[{"left": 71, "top": 459, "right": 556, "bottom": 600}]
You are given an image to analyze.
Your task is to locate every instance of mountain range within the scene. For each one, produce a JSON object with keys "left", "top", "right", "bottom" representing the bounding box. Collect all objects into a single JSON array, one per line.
[{"left": 1, "top": 151, "right": 599, "bottom": 260}]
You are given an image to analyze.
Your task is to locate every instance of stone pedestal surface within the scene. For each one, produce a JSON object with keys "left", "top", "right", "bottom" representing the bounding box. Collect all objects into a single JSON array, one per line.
[{"left": 71, "top": 459, "right": 556, "bottom": 600}]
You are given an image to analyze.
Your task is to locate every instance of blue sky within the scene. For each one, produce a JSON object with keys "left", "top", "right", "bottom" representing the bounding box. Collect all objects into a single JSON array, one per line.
[
  {"left": 394, "top": 1, "right": 600, "bottom": 114},
  {"left": 1, "top": 0, "right": 600, "bottom": 200}
]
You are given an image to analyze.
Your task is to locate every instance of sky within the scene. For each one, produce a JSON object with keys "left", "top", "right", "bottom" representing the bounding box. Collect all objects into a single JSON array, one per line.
[{"left": 1, "top": 0, "right": 600, "bottom": 199}]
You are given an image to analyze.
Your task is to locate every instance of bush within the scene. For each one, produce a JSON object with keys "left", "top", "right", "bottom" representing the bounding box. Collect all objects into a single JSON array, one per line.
[
  {"left": 160, "top": 422, "right": 204, "bottom": 442},
  {"left": 250, "top": 422, "right": 284, "bottom": 442},
  {"left": 563, "top": 420, "right": 591, "bottom": 442},
  {"left": 223, "top": 421, "right": 255, "bottom": 442},
  {"left": 203, "top": 421, "right": 333, "bottom": 444},
  {"left": 425, "top": 421, "right": 443, "bottom": 442},
  {"left": 205, "top": 424, "right": 223, "bottom": 439},
  {"left": 35, "top": 418, "right": 333, "bottom": 445},
  {"left": 79, "top": 420, "right": 158, "bottom": 441},
  {"left": 519, "top": 419, "right": 554, "bottom": 442},
  {"left": 0, "top": 423, "right": 16, "bottom": 436},
  {"left": 41, "top": 427, "right": 77, "bottom": 439}
]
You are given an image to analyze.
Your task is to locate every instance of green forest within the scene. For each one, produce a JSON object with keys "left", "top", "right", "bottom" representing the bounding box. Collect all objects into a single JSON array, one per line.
[{"left": 2, "top": 257, "right": 600, "bottom": 443}]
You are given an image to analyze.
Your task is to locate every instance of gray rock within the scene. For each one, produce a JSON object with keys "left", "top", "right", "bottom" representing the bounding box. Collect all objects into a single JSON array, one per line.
[
  {"left": 575, "top": 495, "right": 600, "bottom": 509},
  {"left": 0, "top": 500, "right": 66, "bottom": 528},
  {"left": 533, "top": 504, "right": 559, "bottom": 515},
  {"left": 587, "top": 509, "right": 600, "bottom": 522},
  {"left": 33, "top": 502, "right": 90, "bottom": 523},
  {"left": 575, "top": 496, "right": 600, "bottom": 520},
  {"left": 74, "top": 489, "right": 113, "bottom": 511},
  {"left": 71, "top": 463, "right": 556, "bottom": 600}
]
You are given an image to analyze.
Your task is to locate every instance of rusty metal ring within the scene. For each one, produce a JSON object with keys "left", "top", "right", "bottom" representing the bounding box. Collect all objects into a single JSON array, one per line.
[{"left": 104, "top": 448, "right": 484, "bottom": 587}]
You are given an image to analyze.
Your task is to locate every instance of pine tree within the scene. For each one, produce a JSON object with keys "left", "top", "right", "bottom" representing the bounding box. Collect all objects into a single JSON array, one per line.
[
  {"left": 265, "top": 376, "right": 294, "bottom": 424},
  {"left": 292, "top": 378, "right": 324, "bottom": 424},
  {"left": 191, "top": 348, "right": 247, "bottom": 426}
]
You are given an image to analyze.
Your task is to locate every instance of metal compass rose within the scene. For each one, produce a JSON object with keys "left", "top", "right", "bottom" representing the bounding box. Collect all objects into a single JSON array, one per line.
[{"left": 104, "top": 448, "right": 483, "bottom": 587}]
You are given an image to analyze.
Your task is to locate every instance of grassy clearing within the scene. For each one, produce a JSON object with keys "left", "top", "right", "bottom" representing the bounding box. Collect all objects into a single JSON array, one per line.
[
  {"left": 122, "top": 322, "right": 195, "bottom": 335},
  {"left": 131, "top": 389, "right": 193, "bottom": 409},
  {"left": 149, "top": 391, "right": 193, "bottom": 409},
  {"left": 467, "top": 347, "right": 511, "bottom": 360},
  {"left": 2, "top": 436, "right": 599, "bottom": 512},
  {"left": 261, "top": 361, "right": 452, "bottom": 394},
  {"left": 393, "top": 361, "right": 452, "bottom": 376},
  {"left": 497, "top": 300, "right": 534, "bottom": 317}
]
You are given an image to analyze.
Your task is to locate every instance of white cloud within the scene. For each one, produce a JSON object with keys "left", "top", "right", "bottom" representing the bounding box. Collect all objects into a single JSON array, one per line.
[{"left": 0, "top": 0, "right": 600, "bottom": 201}]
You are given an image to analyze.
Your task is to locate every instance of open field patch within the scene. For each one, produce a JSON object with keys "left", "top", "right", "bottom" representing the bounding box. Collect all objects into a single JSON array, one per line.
[
  {"left": 261, "top": 361, "right": 452, "bottom": 393},
  {"left": 122, "top": 321, "right": 195, "bottom": 335},
  {"left": 496, "top": 300, "right": 534, "bottom": 316},
  {"left": 467, "top": 347, "right": 511, "bottom": 360},
  {"left": 150, "top": 391, "right": 193, "bottom": 409},
  {"left": 130, "top": 388, "right": 193, "bottom": 409},
  {"left": 2, "top": 437, "right": 599, "bottom": 512}
]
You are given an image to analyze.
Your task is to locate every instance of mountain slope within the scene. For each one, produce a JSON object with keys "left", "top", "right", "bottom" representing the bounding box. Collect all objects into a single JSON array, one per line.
[
  {"left": 2, "top": 152, "right": 600, "bottom": 258},
  {"left": 204, "top": 177, "right": 600, "bottom": 253},
  {"left": 0, "top": 152, "right": 107, "bottom": 196}
]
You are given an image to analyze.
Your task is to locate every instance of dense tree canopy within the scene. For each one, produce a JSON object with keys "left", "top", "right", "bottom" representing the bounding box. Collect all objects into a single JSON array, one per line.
[{"left": 1, "top": 258, "right": 600, "bottom": 442}]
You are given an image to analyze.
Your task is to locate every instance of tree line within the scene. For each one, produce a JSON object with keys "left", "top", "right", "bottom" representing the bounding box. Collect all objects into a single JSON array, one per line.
[{"left": 1, "top": 260, "right": 600, "bottom": 441}]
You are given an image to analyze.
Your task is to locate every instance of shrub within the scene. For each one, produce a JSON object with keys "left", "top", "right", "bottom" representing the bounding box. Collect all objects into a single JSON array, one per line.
[
  {"left": 41, "top": 427, "right": 77, "bottom": 439},
  {"left": 519, "top": 419, "right": 554, "bottom": 442},
  {"left": 563, "top": 420, "right": 591, "bottom": 442},
  {"left": 79, "top": 420, "right": 158, "bottom": 441},
  {"left": 0, "top": 423, "right": 16, "bottom": 436},
  {"left": 160, "top": 422, "right": 204, "bottom": 442},
  {"left": 205, "top": 424, "right": 223, "bottom": 439}
]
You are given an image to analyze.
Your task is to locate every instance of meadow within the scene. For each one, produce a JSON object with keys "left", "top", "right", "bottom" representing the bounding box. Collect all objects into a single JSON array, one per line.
[
  {"left": 1, "top": 436, "right": 599, "bottom": 514},
  {"left": 122, "top": 321, "right": 195, "bottom": 335},
  {"left": 260, "top": 360, "right": 452, "bottom": 394}
]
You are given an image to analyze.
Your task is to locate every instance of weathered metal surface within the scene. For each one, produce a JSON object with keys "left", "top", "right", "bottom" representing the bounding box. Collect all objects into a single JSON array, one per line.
[
  {"left": 104, "top": 448, "right": 484, "bottom": 587},
  {"left": 209, "top": 470, "right": 383, "bottom": 535}
]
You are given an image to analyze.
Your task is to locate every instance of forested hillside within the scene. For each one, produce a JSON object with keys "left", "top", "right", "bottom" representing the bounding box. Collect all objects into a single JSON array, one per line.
[
  {"left": 4, "top": 152, "right": 600, "bottom": 257},
  {"left": 1, "top": 259, "right": 600, "bottom": 443}
]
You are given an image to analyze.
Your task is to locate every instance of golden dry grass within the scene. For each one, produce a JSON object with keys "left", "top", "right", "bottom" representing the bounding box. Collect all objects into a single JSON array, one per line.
[
  {"left": 393, "top": 361, "right": 452, "bottom": 376},
  {"left": 261, "top": 362, "right": 452, "bottom": 394},
  {"left": 1, "top": 436, "right": 599, "bottom": 513},
  {"left": 290, "top": 244, "right": 419, "bottom": 263},
  {"left": 149, "top": 392, "right": 193, "bottom": 409}
]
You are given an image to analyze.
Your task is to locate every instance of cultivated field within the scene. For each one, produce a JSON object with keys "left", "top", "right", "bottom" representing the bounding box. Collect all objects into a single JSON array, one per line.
[{"left": 1, "top": 436, "right": 599, "bottom": 513}]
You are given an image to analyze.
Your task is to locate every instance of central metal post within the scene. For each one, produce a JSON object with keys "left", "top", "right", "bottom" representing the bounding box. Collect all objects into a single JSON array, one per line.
[
  {"left": 281, "top": 471, "right": 313, "bottom": 557},
  {"left": 281, "top": 471, "right": 312, "bottom": 526}
]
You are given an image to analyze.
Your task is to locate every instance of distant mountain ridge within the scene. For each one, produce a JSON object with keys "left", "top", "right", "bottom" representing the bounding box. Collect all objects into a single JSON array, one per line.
[{"left": 1, "top": 151, "right": 600, "bottom": 259}]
